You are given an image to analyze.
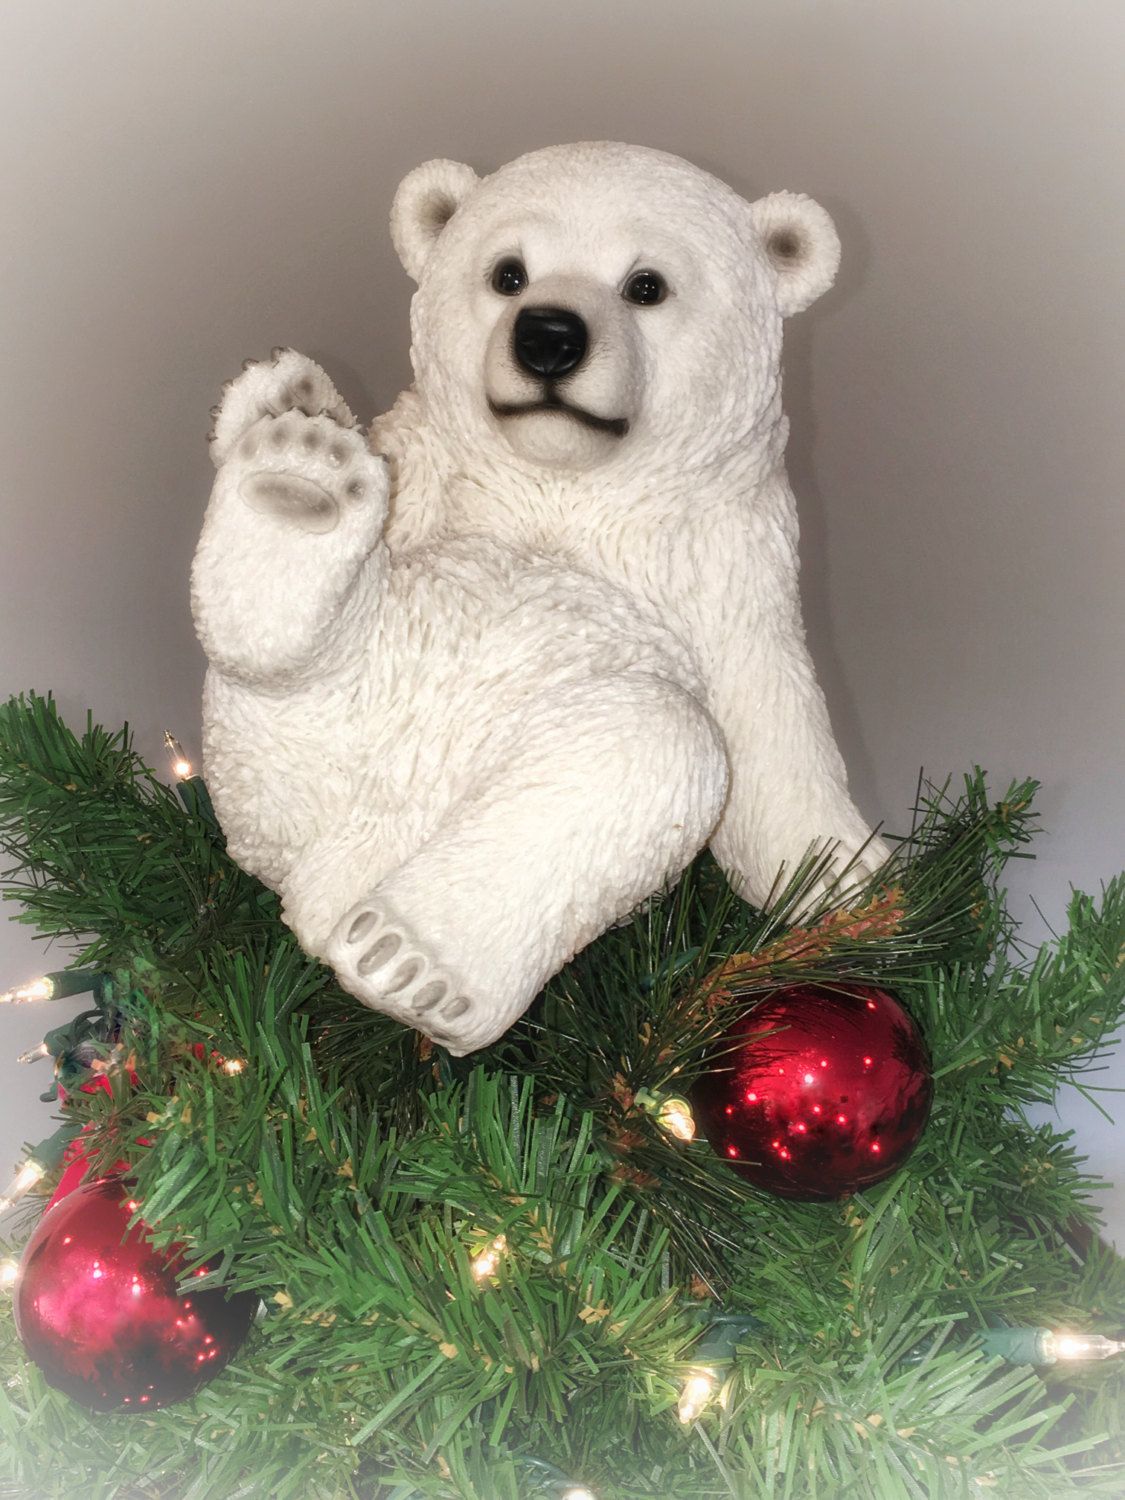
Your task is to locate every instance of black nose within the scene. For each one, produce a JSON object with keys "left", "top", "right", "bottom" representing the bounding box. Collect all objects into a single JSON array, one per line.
[{"left": 512, "top": 306, "right": 588, "bottom": 380}]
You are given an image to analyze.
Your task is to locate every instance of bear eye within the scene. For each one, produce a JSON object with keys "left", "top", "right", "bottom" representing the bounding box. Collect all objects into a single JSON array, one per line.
[
  {"left": 491, "top": 257, "right": 528, "bottom": 296},
  {"left": 622, "top": 269, "right": 667, "bottom": 306}
]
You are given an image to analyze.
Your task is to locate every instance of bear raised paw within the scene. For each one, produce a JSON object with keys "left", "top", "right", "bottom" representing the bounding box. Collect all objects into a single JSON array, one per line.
[{"left": 191, "top": 142, "right": 888, "bottom": 1055}]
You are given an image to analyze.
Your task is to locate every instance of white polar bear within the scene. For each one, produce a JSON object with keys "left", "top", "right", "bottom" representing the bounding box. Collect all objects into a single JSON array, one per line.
[{"left": 191, "top": 142, "right": 887, "bottom": 1055}]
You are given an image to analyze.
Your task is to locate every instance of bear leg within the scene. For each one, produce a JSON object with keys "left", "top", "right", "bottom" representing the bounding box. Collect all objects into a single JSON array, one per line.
[
  {"left": 710, "top": 755, "right": 890, "bottom": 914},
  {"left": 323, "top": 674, "right": 730, "bottom": 1054}
]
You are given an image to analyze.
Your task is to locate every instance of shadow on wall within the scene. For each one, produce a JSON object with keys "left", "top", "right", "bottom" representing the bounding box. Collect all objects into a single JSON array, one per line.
[{"left": 779, "top": 191, "right": 880, "bottom": 817}]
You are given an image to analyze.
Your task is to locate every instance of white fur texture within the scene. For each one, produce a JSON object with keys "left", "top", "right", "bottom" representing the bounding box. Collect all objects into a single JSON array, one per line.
[{"left": 191, "top": 142, "right": 887, "bottom": 1055}]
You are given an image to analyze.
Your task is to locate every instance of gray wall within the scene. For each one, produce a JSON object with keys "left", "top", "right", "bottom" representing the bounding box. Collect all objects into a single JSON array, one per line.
[{"left": 2, "top": 0, "right": 1122, "bottom": 1240}]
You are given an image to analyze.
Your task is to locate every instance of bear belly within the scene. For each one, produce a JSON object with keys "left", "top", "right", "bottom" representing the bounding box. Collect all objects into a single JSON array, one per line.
[{"left": 202, "top": 539, "right": 699, "bottom": 910}]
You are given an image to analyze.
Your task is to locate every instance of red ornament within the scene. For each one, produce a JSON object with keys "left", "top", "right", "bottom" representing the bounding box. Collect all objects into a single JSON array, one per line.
[
  {"left": 48, "top": 1076, "right": 127, "bottom": 1210},
  {"left": 693, "top": 983, "right": 933, "bottom": 1200},
  {"left": 46, "top": 1133, "right": 101, "bottom": 1210},
  {"left": 49, "top": 1070, "right": 150, "bottom": 1210},
  {"left": 13, "top": 1177, "right": 256, "bottom": 1410}
]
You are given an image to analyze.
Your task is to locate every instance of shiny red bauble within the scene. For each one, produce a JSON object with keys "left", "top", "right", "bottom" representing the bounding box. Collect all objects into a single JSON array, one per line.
[
  {"left": 693, "top": 983, "right": 933, "bottom": 1200},
  {"left": 13, "top": 1177, "right": 256, "bottom": 1410}
]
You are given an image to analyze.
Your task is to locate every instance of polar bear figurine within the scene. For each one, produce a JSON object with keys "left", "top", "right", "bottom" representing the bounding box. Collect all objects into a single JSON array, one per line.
[{"left": 191, "top": 141, "right": 887, "bottom": 1055}]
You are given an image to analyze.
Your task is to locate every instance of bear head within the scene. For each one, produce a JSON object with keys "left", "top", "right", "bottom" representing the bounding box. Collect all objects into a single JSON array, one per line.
[{"left": 390, "top": 141, "right": 841, "bottom": 477}]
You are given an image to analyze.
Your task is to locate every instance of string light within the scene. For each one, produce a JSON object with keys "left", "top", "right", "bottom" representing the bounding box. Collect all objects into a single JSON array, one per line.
[
  {"left": 471, "top": 1234, "right": 507, "bottom": 1281},
  {"left": 635, "top": 1088, "right": 696, "bottom": 1142},
  {"left": 981, "top": 1325, "right": 1125, "bottom": 1366},
  {"left": 676, "top": 1314, "right": 758, "bottom": 1424},
  {"left": 0, "top": 1158, "right": 46, "bottom": 1213},
  {"left": 221, "top": 1057, "right": 246, "bottom": 1075},
  {"left": 0, "top": 1258, "right": 20, "bottom": 1288},
  {"left": 0, "top": 1123, "right": 83, "bottom": 1214},
  {"left": 164, "top": 731, "right": 217, "bottom": 822},
  {"left": 657, "top": 1095, "right": 696, "bottom": 1141},
  {"left": 0, "top": 976, "right": 54, "bottom": 1006},
  {"left": 16, "top": 1041, "right": 51, "bottom": 1065},
  {"left": 0, "top": 969, "right": 101, "bottom": 1006},
  {"left": 518, "top": 1457, "right": 598, "bottom": 1498},
  {"left": 1043, "top": 1331, "right": 1125, "bottom": 1362},
  {"left": 677, "top": 1366, "right": 720, "bottom": 1424},
  {"left": 164, "top": 730, "right": 193, "bottom": 781}
]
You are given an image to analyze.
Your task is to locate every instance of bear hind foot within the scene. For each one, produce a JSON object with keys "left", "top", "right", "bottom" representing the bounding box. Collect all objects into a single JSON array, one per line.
[{"left": 326, "top": 898, "right": 475, "bottom": 1049}]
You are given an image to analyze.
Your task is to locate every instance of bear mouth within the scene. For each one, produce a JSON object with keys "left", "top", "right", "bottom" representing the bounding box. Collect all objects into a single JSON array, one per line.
[{"left": 487, "top": 393, "right": 628, "bottom": 439}]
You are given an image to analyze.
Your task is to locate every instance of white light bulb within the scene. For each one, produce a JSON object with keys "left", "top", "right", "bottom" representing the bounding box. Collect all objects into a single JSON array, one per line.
[
  {"left": 1042, "top": 1331, "right": 1125, "bottom": 1363},
  {"left": 471, "top": 1234, "right": 507, "bottom": 1281},
  {"left": 0, "top": 1258, "right": 20, "bottom": 1288},
  {"left": 0, "top": 976, "right": 54, "bottom": 1006},
  {"left": 0, "top": 1157, "right": 46, "bottom": 1213},
  {"left": 16, "top": 1042, "right": 50, "bottom": 1065},
  {"left": 677, "top": 1367, "right": 719, "bottom": 1424},
  {"left": 164, "top": 730, "right": 193, "bottom": 780},
  {"left": 561, "top": 1488, "right": 598, "bottom": 1500},
  {"left": 658, "top": 1097, "right": 696, "bottom": 1142},
  {"left": 221, "top": 1057, "right": 246, "bottom": 1075}
]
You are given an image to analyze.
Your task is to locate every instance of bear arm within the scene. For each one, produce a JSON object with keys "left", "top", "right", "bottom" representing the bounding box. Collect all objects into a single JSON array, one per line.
[{"left": 703, "top": 503, "right": 886, "bottom": 905}]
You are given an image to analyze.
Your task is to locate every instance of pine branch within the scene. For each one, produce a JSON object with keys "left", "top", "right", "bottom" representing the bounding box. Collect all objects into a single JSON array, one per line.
[
  {"left": 0, "top": 701, "right": 1121, "bottom": 1498},
  {"left": 0, "top": 693, "right": 273, "bottom": 967}
]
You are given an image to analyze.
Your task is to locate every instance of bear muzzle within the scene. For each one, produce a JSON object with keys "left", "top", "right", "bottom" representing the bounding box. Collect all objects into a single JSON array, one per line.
[
  {"left": 482, "top": 282, "right": 638, "bottom": 465},
  {"left": 491, "top": 306, "right": 628, "bottom": 438},
  {"left": 487, "top": 392, "right": 629, "bottom": 439}
]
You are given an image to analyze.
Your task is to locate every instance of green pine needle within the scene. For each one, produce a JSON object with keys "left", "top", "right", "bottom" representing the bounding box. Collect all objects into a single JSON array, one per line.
[{"left": 0, "top": 693, "right": 1121, "bottom": 1499}]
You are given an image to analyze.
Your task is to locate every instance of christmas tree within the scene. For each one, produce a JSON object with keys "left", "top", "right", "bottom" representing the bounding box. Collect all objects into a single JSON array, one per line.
[{"left": 0, "top": 691, "right": 1122, "bottom": 1499}]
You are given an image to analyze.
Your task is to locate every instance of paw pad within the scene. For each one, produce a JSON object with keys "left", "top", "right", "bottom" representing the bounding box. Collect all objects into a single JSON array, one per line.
[
  {"left": 356, "top": 932, "right": 402, "bottom": 975},
  {"left": 346, "top": 910, "right": 379, "bottom": 943},
  {"left": 412, "top": 980, "right": 447, "bottom": 1013},
  {"left": 239, "top": 473, "right": 338, "bottom": 533},
  {"left": 209, "top": 349, "right": 358, "bottom": 467},
  {"left": 386, "top": 959, "right": 423, "bottom": 993},
  {"left": 327, "top": 899, "right": 475, "bottom": 1045},
  {"left": 231, "top": 412, "right": 381, "bottom": 534}
]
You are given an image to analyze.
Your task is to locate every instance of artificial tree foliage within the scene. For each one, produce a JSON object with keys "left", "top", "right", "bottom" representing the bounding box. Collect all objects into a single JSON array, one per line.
[{"left": 0, "top": 692, "right": 1121, "bottom": 1499}]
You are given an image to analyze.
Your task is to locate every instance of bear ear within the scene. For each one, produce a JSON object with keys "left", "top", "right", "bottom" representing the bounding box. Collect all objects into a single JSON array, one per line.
[
  {"left": 390, "top": 159, "right": 479, "bottom": 282},
  {"left": 749, "top": 191, "right": 841, "bottom": 316}
]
